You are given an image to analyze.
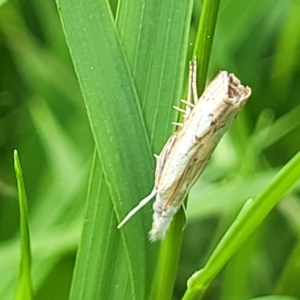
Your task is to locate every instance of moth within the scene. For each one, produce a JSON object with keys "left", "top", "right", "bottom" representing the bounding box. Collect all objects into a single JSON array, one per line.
[{"left": 118, "top": 59, "right": 252, "bottom": 241}]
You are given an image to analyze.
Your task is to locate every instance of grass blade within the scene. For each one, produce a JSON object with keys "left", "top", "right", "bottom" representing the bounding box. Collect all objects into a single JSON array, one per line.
[
  {"left": 70, "top": 151, "right": 134, "bottom": 299},
  {"left": 183, "top": 150, "right": 300, "bottom": 300},
  {"left": 57, "top": 0, "right": 193, "bottom": 298},
  {"left": 57, "top": 0, "right": 152, "bottom": 298},
  {"left": 117, "top": 2, "right": 194, "bottom": 299},
  {"left": 14, "top": 150, "right": 33, "bottom": 300},
  {"left": 193, "top": 0, "right": 221, "bottom": 93}
]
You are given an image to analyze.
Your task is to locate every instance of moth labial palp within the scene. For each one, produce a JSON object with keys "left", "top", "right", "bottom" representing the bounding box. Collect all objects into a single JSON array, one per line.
[{"left": 117, "top": 58, "right": 252, "bottom": 241}]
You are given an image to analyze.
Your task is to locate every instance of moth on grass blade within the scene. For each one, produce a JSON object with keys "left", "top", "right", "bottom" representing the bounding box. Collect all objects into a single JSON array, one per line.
[{"left": 118, "top": 59, "right": 252, "bottom": 241}]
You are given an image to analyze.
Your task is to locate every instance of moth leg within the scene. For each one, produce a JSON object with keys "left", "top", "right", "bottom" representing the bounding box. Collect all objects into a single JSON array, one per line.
[
  {"left": 172, "top": 59, "right": 198, "bottom": 122},
  {"left": 171, "top": 121, "right": 183, "bottom": 127},
  {"left": 173, "top": 105, "right": 186, "bottom": 114},
  {"left": 172, "top": 105, "right": 186, "bottom": 124},
  {"left": 191, "top": 58, "right": 199, "bottom": 103},
  {"left": 117, "top": 189, "right": 157, "bottom": 229},
  {"left": 180, "top": 99, "right": 194, "bottom": 107}
]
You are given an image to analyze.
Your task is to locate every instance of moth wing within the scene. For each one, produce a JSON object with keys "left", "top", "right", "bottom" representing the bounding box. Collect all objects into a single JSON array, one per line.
[
  {"left": 163, "top": 144, "right": 209, "bottom": 209},
  {"left": 154, "top": 131, "right": 178, "bottom": 187}
]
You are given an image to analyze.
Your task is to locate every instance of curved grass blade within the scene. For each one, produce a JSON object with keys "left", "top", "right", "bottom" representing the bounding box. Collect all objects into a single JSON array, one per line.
[{"left": 183, "top": 150, "right": 300, "bottom": 300}]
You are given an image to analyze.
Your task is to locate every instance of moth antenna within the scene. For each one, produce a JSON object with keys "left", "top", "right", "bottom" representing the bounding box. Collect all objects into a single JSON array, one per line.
[
  {"left": 117, "top": 189, "right": 157, "bottom": 229},
  {"left": 182, "top": 59, "right": 197, "bottom": 119},
  {"left": 171, "top": 122, "right": 183, "bottom": 127},
  {"left": 191, "top": 59, "right": 199, "bottom": 103},
  {"left": 187, "top": 61, "right": 193, "bottom": 105},
  {"left": 173, "top": 105, "right": 186, "bottom": 114}
]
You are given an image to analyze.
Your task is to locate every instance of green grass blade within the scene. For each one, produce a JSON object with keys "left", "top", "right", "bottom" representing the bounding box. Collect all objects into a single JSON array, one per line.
[
  {"left": 70, "top": 151, "right": 134, "bottom": 299},
  {"left": 275, "top": 239, "right": 300, "bottom": 296},
  {"left": 0, "top": 0, "right": 8, "bottom": 7},
  {"left": 249, "top": 297, "right": 298, "bottom": 300},
  {"left": 117, "top": 1, "right": 193, "bottom": 150},
  {"left": 58, "top": 0, "right": 194, "bottom": 298},
  {"left": 151, "top": 209, "right": 185, "bottom": 300},
  {"left": 253, "top": 104, "right": 300, "bottom": 150},
  {"left": 14, "top": 150, "right": 33, "bottom": 300},
  {"left": 182, "top": 150, "right": 300, "bottom": 300},
  {"left": 117, "top": 2, "right": 194, "bottom": 299},
  {"left": 193, "top": 0, "right": 221, "bottom": 93},
  {"left": 56, "top": 0, "right": 153, "bottom": 298}
]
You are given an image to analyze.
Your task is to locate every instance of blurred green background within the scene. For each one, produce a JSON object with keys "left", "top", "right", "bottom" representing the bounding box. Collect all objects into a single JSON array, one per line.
[{"left": 1, "top": 0, "right": 300, "bottom": 299}]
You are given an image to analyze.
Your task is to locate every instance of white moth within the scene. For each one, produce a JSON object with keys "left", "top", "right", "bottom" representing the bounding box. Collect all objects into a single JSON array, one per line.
[{"left": 118, "top": 59, "right": 252, "bottom": 241}]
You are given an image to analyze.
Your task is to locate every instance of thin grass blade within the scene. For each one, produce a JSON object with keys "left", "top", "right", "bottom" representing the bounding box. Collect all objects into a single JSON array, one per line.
[
  {"left": 183, "top": 151, "right": 300, "bottom": 300},
  {"left": 14, "top": 150, "right": 33, "bottom": 300}
]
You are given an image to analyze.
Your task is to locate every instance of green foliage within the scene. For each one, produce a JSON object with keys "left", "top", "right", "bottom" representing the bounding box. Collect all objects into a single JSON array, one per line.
[{"left": 1, "top": 0, "right": 300, "bottom": 299}]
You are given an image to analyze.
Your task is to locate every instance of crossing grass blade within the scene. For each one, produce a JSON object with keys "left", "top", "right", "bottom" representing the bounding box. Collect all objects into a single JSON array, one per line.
[{"left": 56, "top": 0, "right": 193, "bottom": 299}]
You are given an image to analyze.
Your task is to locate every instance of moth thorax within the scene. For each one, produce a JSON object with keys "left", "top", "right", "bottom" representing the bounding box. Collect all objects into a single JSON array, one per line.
[{"left": 149, "top": 200, "right": 178, "bottom": 241}]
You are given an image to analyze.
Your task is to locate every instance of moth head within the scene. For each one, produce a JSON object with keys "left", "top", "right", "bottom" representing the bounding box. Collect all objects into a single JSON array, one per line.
[{"left": 227, "top": 73, "right": 252, "bottom": 106}]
